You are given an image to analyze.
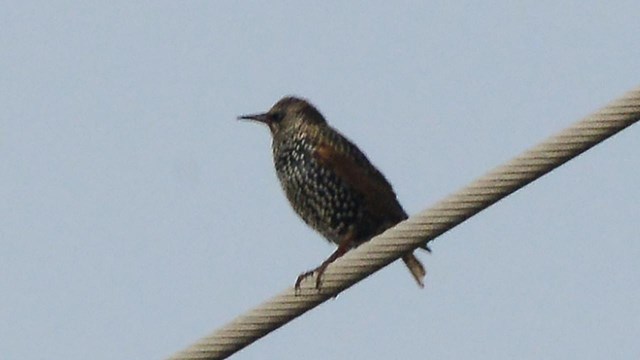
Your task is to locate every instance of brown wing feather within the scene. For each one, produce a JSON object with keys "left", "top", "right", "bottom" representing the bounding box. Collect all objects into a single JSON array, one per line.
[
  {"left": 313, "top": 142, "right": 407, "bottom": 225},
  {"left": 314, "top": 136, "right": 427, "bottom": 288}
]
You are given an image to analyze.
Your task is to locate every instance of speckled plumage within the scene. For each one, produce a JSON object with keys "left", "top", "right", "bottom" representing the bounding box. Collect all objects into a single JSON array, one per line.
[
  {"left": 239, "top": 96, "right": 426, "bottom": 289},
  {"left": 272, "top": 119, "right": 392, "bottom": 245}
]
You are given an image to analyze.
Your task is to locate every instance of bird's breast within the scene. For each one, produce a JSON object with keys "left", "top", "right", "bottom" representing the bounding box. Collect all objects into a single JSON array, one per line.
[{"left": 272, "top": 137, "right": 362, "bottom": 244}]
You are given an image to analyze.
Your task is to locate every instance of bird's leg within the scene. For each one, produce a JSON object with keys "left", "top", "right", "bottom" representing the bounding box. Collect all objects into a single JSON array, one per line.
[
  {"left": 295, "top": 232, "right": 355, "bottom": 290},
  {"left": 294, "top": 244, "right": 349, "bottom": 290}
]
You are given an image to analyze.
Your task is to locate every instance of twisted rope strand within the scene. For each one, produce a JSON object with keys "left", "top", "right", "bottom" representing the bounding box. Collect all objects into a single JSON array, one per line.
[{"left": 169, "top": 87, "right": 640, "bottom": 360}]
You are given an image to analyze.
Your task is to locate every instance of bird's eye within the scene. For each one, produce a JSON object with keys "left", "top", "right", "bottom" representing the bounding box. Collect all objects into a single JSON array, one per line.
[{"left": 270, "top": 111, "right": 284, "bottom": 123}]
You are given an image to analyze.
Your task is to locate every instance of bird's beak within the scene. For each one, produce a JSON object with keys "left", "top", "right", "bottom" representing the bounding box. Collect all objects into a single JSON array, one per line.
[{"left": 237, "top": 112, "right": 270, "bottom": 124}]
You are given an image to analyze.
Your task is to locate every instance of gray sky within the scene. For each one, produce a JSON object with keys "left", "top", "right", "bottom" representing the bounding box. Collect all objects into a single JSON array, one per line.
[{"left": 2, "top": 2, "right": 639, "bottom": 359}]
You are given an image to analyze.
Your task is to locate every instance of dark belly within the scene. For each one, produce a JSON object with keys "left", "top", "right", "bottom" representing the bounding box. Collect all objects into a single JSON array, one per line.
[{"left": 275, "top": 148, "right": 365, "bottom": 245}]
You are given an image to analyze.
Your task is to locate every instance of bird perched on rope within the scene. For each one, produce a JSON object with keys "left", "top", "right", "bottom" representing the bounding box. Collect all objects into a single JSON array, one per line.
[{"left": 238, "top": 96, "right": 428, "bottom": 289}]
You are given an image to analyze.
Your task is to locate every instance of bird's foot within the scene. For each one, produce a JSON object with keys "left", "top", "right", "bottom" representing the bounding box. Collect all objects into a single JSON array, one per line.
[
  {"left": 294, "top": 270, "right": 315, "bottom": 290},
  {"left": 294, "top": 241, "right": 351, "bottom": 291},
  {"left": 294, "top": 264, "right": 329, "bottom": 290}
]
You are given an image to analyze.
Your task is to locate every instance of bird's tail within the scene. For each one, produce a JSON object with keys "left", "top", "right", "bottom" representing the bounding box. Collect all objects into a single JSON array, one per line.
[{"left": 402, "top": 253, "right": 426, "bottom": 288}]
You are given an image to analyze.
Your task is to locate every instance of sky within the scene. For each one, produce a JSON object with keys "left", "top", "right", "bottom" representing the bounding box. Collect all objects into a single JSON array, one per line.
[{"left": 1, "top": 2, "right": 639, "bottom": 359}]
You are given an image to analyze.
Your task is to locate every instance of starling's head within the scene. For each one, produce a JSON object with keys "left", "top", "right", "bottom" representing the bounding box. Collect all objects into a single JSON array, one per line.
[{"left": 238, "top": 96, "right": 327, "bottom": 136}]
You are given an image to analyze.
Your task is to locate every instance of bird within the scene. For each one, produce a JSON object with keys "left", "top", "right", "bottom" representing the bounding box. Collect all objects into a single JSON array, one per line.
[{"left": 238, "top": 96, "right": 428, "bottom": 289}]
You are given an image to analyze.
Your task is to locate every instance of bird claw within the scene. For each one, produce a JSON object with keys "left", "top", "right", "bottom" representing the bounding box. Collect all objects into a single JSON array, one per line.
[
  {"left": 295, "top": 270, "right": 314, "bottom": 290},
  {"left": 294, "top": 268, "right": 325, "bottom": 291}
]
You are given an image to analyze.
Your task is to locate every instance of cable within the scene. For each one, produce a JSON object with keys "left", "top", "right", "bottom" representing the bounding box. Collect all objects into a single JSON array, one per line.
[{"left": 168, "top": 86, "right": 640, "bottom": 360}]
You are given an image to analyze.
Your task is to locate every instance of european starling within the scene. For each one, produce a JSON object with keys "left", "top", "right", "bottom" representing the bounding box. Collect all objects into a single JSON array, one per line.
[{"left": 239, "top": 96, "right": 427, "bottom": 289}]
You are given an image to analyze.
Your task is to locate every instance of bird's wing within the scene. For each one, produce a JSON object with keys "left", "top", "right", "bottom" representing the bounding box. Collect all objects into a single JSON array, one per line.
[{"left": 313, "top": 140, "right": 407, "bottom": 224}]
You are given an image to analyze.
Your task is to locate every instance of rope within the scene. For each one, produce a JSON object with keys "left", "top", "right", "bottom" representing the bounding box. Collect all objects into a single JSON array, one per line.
[{"left": 169, "top": 86, "right": 640, "bottom": 360}]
